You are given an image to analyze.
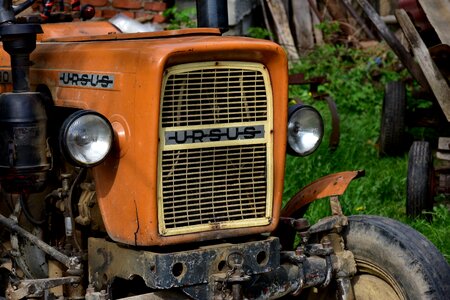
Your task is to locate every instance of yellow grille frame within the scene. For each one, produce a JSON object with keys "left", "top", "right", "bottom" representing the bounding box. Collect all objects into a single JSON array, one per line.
[{"left": 158, "top": 61, "right": 274, "bottom": 236}]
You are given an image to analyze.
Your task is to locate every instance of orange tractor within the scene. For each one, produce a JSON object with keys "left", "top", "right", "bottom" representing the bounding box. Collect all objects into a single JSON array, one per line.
[{"left": 0, "top": 0, "right": 448, "bottom": 299}]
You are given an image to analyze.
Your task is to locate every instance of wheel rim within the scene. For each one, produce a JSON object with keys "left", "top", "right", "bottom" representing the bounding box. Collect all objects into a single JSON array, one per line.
[
  {"left": 305, "top": 258, "right": 406, "bottom": 300},
  {"left": 353, "top": 258, "right": 406, "bottom": 300}
]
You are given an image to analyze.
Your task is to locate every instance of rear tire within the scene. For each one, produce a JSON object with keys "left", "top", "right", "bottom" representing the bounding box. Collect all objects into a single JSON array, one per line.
[
  {"left": 299, "top": 215, "right": 450, "bottom": 299},
  {"left": 406, "top": 141, "right": 434, "bottom": 217},
  {"left": 379, "top": 81, "right": 406, "bottom": 156}
]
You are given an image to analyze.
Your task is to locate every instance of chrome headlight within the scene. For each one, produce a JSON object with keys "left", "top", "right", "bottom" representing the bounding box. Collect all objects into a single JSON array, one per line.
[
  {"left": 287, "top": 105, "right": 324, "bottom": 156},
  {"left": 60, "top": 110, "right": 113, "bottom": 167}
]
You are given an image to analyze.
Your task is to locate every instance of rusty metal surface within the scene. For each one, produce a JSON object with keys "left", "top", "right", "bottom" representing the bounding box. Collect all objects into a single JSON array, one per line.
[
  {"left": 398, "top": 0, "right": 431, "bottom": 31},
  {"left": 281, "top": 170, "right": 364, "bottom": 218},
  {"left": 0, "top": 213, "right": 81, "bottom": 273},
  {"left": 88, "top": 237, "right": 280, "bottom": 292},
  {"left": 42, "top": 27, "right": 222, "bottom": 43},
  {"left": 88, "top": 237, "right": 337, "bottom": 299},
  {"left": 288, "top": 73, "right": 327, "bottom": 86},
  {"left": 437, "top": 174, "right": 450, "bottom": 194},
  {"left": 325, "top": 96, "right": 341, "bottom": 150},
  {"left": 330, "top": 195, "right": 344, "bottom": 216},
  {"left": 309, "top": 215, "right": 349, "bottom": 235},
  {"left": 6, "top": 277, "right": 80, "bottom": 300},
  {"left": 417, "top": 0, "right": 450, "bottom": 46}
]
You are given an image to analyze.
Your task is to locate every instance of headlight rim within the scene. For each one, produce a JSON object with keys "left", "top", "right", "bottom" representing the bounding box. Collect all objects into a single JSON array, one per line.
[
  {"left": 287, "top": 104, "right": 324, "bottom": 156},
  {"left": 59, "top": 110, "right": 114, "bottom": 167}
]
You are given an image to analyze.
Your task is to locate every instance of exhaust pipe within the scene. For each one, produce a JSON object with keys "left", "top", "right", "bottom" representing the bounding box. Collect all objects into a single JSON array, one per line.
[{"left": 196, "top": 0, "right": 228, "bottom": 33}]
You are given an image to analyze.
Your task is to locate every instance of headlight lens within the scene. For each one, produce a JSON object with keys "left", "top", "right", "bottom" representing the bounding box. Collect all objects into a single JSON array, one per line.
[
  {"left": 287, "top": 105, "right": 324, "bottom": 156},
  {"left": 60, "top": 110, "right": 113, "bottom": 167}
]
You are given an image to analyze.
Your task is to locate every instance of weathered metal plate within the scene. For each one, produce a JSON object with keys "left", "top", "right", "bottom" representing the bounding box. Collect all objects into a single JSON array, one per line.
[{"left": 88, "top": 236, "right": 280, "bottom": 290}]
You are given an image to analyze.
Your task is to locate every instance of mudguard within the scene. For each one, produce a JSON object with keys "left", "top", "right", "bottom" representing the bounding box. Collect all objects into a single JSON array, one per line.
[{"left": 281, "top": 170, "right": 365, "bottom": 218}]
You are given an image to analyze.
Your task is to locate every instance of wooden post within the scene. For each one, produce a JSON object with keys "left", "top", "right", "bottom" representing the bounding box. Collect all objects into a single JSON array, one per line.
[
  {"left": 259, "top": 0, "right": 274, "bottom": 41},
  {"left": 340, "top": 0, "right": 376, "bottom": 40},
  {"left": 311, "top": 0, "right": 323, "bottom": 45},
  {"left": 356, "top": 0, "right": 429, "bottom": 90},
  {"left": 265, "top": 0, "right": 299, "bottom": 61},
  {"left": 396, "top": 9, "right": 450, "bottom": 121},
  {"left": 326, "top": 0, "right": 354, "bottom": 37},
  {"left": 292, "top": 0, "right": 314, "bottom": 51}
]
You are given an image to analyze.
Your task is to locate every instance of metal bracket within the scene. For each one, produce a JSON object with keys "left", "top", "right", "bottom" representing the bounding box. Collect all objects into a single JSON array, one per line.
[{"left": 6, "top": 276, "right": 80, "bottom": 300}]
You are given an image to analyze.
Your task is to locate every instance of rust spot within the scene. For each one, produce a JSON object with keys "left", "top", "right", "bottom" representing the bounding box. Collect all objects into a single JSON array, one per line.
[
  {"left": 210, "top": 222, "right": 221, "bottom": 230},
  {"left": 150, "top": 264, "right": 156, "bottom": 272}
]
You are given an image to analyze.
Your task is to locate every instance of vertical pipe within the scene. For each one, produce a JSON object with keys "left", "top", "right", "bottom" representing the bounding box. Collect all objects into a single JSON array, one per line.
[
  {"left": 196, "top": 0, "right": 229, "bottom": 32},
  {"left": 1, "top": 30, "right": 39, "bottom": 92},
  {"left": 0, "top": 0, "right": 14, "bottom": 24}
]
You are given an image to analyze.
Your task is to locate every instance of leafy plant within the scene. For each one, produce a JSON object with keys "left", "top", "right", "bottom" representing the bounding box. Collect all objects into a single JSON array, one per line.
[
  {"left": 163, "top": 6, "right": 197, "bottom": 30},
  {"left": 315, "top": 21, "right": 341, "bottom": 42},
  {"left": 246, "top": 27, "right": 273, "bottom": 39},
  {"left": 289, "top": 43, "right": 406, "bottom": 113},
  {"left": 285, "top": 44, "right": 450, "bottom": 261}
]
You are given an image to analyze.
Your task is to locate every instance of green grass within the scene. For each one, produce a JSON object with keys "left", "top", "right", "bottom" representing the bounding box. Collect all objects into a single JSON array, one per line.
[{"left": 283, "top": 43, "right": 450, "bottom": 262}]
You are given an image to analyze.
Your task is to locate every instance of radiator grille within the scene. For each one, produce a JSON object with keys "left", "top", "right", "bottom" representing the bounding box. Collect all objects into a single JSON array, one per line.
[
  {"left": 161, "top": 67, "right": 267, "bottom": 127},
  {"left": 158, "top": 62, "right": 273, "bottom": 236},
  {"left": 161, "top": 145, "right": 267, "bottom": 229}
]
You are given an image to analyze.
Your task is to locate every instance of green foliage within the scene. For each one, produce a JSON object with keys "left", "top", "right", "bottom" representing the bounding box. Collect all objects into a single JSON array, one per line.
[
  {"left": 245, "top": 27, "right": 273, "bottom": 39},
  {"left": 409, "top": 205, "right": 450, "bottom": 261},
  {"left": 163, "top": 6, "right": 196, "bottom": 30},
  {"left": 290, "top": 44, "right": 406, "bottom": 113},
  {"left": 284, "top": 44, "right": 450, "bottom": 261},
  {"left": 315, "top": 21, "right": 341, "bottom": 42}
]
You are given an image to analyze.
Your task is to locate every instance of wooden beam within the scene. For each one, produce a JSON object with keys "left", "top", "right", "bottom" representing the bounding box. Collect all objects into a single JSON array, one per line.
[
  {"left": 292, "top": 0, "right": 314, "bottom": 50},
  {"left": 417, "top": 0, "right": 450, "bottom": 46},
  {"left": 326, "top": 0, "right": 354, "bottom": 37},
  {"left": 356, "top": 0, "right": 429, "bottom": 90},
  {"left": 396, "top": 9, "right": 450, "bottom": 121},
  {"left": 265, "top": 0, "right": 299, "bottom": 61},
  {"left": 259, "top": 0, "right": 274, "bottom": 41},
  {"left": 340, "top": 0, "right": 376, "bottom": 40},
  {"left": 310, "top": 0, "right": 323, "bottom": 45}
]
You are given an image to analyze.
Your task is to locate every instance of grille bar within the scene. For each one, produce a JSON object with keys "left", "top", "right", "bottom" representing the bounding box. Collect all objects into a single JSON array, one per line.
[
  {"left": 161, "top": 64, "right": 268, "bottom": 128},
  {"left": 158, "top": 61, "right": 273, "bottom": 236}
]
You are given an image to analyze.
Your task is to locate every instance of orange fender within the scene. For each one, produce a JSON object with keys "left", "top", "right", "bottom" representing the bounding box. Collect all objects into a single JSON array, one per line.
[{"left": 281, "top": 170, "right": 364, "bottom": 217}]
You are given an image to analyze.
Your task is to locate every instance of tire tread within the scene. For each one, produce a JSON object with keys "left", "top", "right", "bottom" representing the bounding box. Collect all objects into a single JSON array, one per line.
[
  {"left": 345, "top": 215, "right": 450, "bottom": 300},
  {"left": 379, "top": 81, "right": 406, "bottom": 156}
]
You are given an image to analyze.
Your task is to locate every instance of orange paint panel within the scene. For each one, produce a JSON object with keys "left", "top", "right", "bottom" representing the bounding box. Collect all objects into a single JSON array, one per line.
[
  {"left": 39, "top": 22, "right": 119, "bottom": 41},
  {"left": 26, "top": 23, "right": 288, "bottom": 246}
]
